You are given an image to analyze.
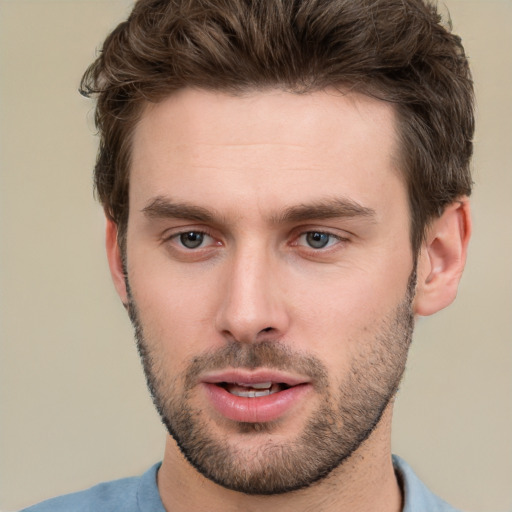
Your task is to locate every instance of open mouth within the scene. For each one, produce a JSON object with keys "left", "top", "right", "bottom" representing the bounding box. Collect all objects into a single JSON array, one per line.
[
  {"left": 218, "top": 382, "right": 291, "bottom": 398},
  {"left": 202, "top": 374, "right": 312, "bottom": 422}
]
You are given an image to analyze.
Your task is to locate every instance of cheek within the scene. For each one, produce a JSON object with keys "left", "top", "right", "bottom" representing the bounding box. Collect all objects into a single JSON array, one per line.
[
  {"left": 288, "top": 263, "right": 411, "bottom": 370},
  {"left": 291, "top": 267, "right": 401, "bottom": 327},
  {"left": 128, "top": 261, "right": 222, "bottom": 357}
]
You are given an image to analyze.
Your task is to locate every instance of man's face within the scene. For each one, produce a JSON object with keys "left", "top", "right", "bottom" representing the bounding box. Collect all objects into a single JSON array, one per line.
[{"left": 122, "top": 88, "right": 415, "bottom": 494}]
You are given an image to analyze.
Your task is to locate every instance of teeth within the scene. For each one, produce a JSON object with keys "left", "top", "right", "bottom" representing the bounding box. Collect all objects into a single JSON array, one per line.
[
  {"left": 238, "top": 382, "right": 272, "bottom": 389},
  {"left": 225, "top": 382, "right": 280, "bottom": 397},
  {"left": 230, "top": 388, "right": 272, "bottom": 398}
]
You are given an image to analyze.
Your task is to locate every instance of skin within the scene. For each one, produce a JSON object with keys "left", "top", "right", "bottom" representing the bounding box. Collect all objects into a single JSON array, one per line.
[{"left": 106, "top": 88, "right": 471, "bottom": 512}]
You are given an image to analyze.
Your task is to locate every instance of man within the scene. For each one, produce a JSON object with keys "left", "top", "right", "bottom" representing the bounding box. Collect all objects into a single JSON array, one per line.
[{"left": 23, "top": 0, "right": 473, "bottom": 510}]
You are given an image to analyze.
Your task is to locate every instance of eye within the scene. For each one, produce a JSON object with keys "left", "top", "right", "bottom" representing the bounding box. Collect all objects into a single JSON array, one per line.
[
  {"left": 298, "top": 231, "right": 340, "bottom": 249},
  {"left": 305, "top": 232, "right": 330, "bottom": 249},
  {"left": 162, "top": 228, "right": 222, "bottom": 261},
  {"left": 178, "top": 231, "right": 210, "bottom": 249}
]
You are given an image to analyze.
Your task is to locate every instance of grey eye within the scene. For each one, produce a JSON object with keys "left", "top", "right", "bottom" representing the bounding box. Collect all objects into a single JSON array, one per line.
[
  {"left": 179, "top": 231, "right": 205, "bottom": 249},
  {"left": 305, "top": 232, "right": 330, "bottom": 249}
]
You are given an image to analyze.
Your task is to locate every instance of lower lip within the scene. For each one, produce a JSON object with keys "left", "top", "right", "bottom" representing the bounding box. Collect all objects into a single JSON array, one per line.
[{"left": 202, "top": 383, "right": 312, "bottom": 423}]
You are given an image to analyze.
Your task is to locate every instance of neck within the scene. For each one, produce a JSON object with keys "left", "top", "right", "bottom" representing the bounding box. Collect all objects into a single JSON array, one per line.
[{"left": 157, "top": 405, "right": 402, "bottom": 512}]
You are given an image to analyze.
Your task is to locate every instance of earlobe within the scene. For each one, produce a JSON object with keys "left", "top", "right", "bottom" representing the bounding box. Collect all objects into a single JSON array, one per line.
[
  {"left": 413, "top": 198, "right": 471, "bottom": 316},
  {"left": 105, "top": 217, "right": 128, "bottom": 305}
]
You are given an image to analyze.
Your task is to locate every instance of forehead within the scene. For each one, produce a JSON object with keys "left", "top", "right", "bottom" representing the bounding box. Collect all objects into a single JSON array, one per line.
[{"left": 129, "top": 87, "right": 404, "bottom": 219}]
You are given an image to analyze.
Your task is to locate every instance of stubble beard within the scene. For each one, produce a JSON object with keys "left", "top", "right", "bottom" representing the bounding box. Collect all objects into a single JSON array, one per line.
[{"left": 126, "top": 272, "right": 415, "bottom": 495}]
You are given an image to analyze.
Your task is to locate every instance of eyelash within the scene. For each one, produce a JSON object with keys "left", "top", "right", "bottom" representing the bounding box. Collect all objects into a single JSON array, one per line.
[
  {"left": 294, "top": 231, "right": 347, "bottom": 250},
  {"left": 176, "top": 231, "right": 214, "bottom": 249},
  {"left": 165, "top": 228, "right": 348, "bottom": 253}
]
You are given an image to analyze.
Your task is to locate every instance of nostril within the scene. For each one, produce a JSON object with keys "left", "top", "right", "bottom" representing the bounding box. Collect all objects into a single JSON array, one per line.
[{"left": 260, "top": 327, "right": 274, "bottom": 333}]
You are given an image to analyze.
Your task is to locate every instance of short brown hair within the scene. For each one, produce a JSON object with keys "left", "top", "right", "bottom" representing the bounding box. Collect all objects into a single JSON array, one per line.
[{"left": 80, "top": 0, "right": 474, "bottom": 253}]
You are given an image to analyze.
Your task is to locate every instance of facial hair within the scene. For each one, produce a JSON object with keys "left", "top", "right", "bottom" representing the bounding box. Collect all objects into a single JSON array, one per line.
[{"left": 126, "top": 271, "right": 415, "bottom": 495}]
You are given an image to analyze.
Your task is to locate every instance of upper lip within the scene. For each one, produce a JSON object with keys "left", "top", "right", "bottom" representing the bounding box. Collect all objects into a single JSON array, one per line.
[{"left": 201, "top": 369, "right": 310, "bottom": 387}]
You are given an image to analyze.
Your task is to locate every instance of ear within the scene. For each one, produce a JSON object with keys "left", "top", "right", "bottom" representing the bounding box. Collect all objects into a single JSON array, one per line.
[
  {"left": 413, "top": 198, "right": 471, "bottom": 316},
  {"left": 105, "top": 217, "right": 128, "bottom": 305}
]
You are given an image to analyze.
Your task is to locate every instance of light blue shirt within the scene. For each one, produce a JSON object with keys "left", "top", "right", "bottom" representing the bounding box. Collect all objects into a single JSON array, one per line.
[
  {"left": 393, "top": 455, "right": 462, "bottom": 512},
  {"left": 21, "top": 455, "right": 461, "bottom": 511}
]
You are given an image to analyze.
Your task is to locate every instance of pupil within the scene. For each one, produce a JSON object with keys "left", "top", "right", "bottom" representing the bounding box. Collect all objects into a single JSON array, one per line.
[
  {"left": 180, "top": 232, "right": 204, "bottom": 249},
  {"left": 306, "top": 232, "right": 329, "bottom": 249}
]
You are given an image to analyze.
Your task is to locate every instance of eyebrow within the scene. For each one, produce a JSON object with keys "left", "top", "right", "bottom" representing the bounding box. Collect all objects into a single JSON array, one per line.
[
  {"left": 142, "top": 197, "right": 217, "bottom": 223},
  {"left": 142, "top": 196, "right": 376, "bottom": 225},
  {"left": 271, "top": 198, "right": 376, "bottom": 224}
]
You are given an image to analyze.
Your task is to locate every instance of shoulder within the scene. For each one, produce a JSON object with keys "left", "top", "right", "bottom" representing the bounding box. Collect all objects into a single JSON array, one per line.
[
  {"left": 20, "top": 463, "right": 163, "bottom": 512},
  {"left": 393, "top": 455, "right": 463, "bottom": 512}
]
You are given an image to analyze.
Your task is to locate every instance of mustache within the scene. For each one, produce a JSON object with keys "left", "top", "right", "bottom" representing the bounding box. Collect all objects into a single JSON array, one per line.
[{"left": 183, "top": 341, "right": 329, "bottom": 391}]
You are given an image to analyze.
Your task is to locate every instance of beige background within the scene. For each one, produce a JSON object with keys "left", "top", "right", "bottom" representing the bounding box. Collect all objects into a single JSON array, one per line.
[{"left": 0, "top": 1, "right": 510, "bottom": 510}]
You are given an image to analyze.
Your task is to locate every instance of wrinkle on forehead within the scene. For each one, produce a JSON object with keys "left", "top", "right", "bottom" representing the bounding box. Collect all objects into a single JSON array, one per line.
[{"left": 135, "top": 87, "right": 398, "bottom": 148}]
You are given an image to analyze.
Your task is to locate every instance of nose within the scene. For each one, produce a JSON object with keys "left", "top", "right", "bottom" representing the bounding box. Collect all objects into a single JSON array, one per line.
[{"left": 215, "top": 243, "right": 290, "bottom": 343}]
